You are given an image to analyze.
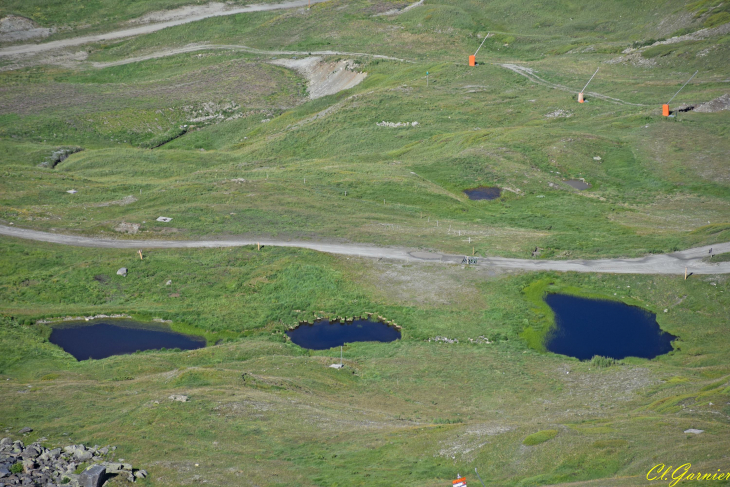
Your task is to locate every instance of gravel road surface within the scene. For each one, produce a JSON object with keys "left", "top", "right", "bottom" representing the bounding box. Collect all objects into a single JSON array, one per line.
[{"left": 2, "top": 225, "right": 729, "bottom": 275}]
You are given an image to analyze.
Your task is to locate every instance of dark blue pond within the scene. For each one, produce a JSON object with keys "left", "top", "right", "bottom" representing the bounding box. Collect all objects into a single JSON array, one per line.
[
  {"left": 49, "top": 320, "right": 205, "bottom": 360},
  {"left": 287, "top": 319, "right": 401, "bottom": 350},
  {"left": 464, "top": 186, "right": 501, "bottom": 200},
  {"left": 544, "top": 294, "right": 675, "bottom": 360}
]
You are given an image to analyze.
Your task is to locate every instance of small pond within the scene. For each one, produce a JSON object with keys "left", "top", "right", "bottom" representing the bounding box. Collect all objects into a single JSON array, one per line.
[
  {"left": 464, "top": 186, "right": 501, "bottom": 200},
  {"left": 563, "top": 179, "right": 591, "bottom": 191},
  {"left": 49, "top": 319, "right": 206, "bottom": 360},
  {"left": 287, "top": 318, "right": 401, "bottom": 350},
  {"left": 544, "top": 294, "right": 675, "bottom": 360}
]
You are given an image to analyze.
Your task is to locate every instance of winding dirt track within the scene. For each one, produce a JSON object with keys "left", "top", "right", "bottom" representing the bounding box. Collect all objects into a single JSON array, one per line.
[
  {"left": 2, "top": 225, "right": 729, "bottom": 275},
  {"left": 0, "top": 0, "right": 331, "bottom": 57},
  {"left": 90, "top": 44, "right": 408, "bottom": 69},
  {"left": 499, "top": 63, "right": 648, "bottom": 106}
]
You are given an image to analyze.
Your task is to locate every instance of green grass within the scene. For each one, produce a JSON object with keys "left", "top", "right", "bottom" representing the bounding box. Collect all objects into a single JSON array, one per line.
[
  {"left": 1, "top": 239, "right": 730, "bottom": 486},
  {"left": 706, "top": 252, "right": 730, "bottom": 263},
  {"left": 522, "top": 429, "right": 558, "bottom": 446},
  {"left": 1, "top": 1, "right": 730, "bottom": 485}
]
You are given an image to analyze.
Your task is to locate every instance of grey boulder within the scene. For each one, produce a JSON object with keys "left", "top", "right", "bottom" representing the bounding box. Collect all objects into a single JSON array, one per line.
[
  {"left": 75, "top": 449, "right": 93, "bottom": 462},
  {"left": 18, "top": 427, "right": 32, "bottom": 434},
  {"left": 78, "top": 464, "right": 106, "bottom": 487},
  {"left": 117, "top": 268, "right": 128, "bottom": 277}
]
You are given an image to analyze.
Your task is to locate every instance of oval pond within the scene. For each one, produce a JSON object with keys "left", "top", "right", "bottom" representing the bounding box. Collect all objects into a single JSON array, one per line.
[
  {"left": 544, "top": 294, "right": 676, "bottom": 360},
  {"left": 463, "top": 186, "right": 501, "bottom": 200},
  {"left": 287, "top": 319, "right": 401, "bottom": 350},
  {"left": 49, "top": 319, "right": 206, "bottom": 360}
]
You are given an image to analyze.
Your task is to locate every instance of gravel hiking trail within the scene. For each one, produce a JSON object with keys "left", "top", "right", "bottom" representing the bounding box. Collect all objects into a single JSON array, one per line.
[
  {"left": 0, "top": 0, "right": 331, "bottom": 57},
  {"left": 90, "top": 44, "right": 407, "bottom": 69},
  {"left": 499, "top": 64, "right": 647, "bottom": 106},
  {"left": 2, "top": 225, "right": 729, "bottom": 275}
]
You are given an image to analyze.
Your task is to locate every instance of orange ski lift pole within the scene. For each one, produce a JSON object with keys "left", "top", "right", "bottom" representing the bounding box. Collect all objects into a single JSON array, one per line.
[
  {"left": 470, "top": 32, "right": 490, "bottom": 66},
  {"left": 664, "top": 70, "right": 698, "bottom": 117},
  {"left": 578, "top": 67, "right": 599, "bottom": 103}
]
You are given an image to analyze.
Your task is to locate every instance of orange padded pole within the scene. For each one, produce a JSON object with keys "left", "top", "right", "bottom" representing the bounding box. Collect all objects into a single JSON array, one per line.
[
  {"left": 469, "top": 55, "right": 476, "bottom": 66},
  {"left": 662, "top": 104, "right": 670, "bottom": 116}
]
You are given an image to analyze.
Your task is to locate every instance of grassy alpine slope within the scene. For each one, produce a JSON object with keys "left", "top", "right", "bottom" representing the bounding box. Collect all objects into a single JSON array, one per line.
[{"left": 1, "top": 0, "right": 729, "bottom": 485}]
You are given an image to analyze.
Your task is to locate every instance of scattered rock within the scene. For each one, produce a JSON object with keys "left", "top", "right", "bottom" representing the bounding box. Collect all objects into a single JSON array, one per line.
[
  {"left": 545, "top": 109, "right": 573, "bottom": 118},
  {"left": 75, "top": 449, "right": 93, "bottom": 462},
  {"left": 0, "top": 438, "right": 144, "bottom": 487},
  {"left": 0, "top": 15, "right": 56, "bottom": 43},
  {"left": 114, "top": 222, "right": 140, "bottom": 234},
  {"left": 694, "top": 94, "right": 730, "bottom": 113},
  {"left": 377, "top": 121, "right": 419, "bottom": 127},
  {"left": 17, "top": 427, "right": 32, "bottom": 434},
  {"left": 593, "top": 156, "right": 602, "bottom": 161},
  {"left": 67, "top": 189, "right": 78, "bottom": 194},
  {"left": 684, "top": 428, "right": 704, "bottom": 434},
  {"left": 39, "top": 147, "right": 84, "bottom": 168},
  {"left": 428, "top": 336, "right": 458, "bottom": 344},
  {"left": 169, "top": 394, "right": 189, "bottom": 402},
  {"left": 116, "top": 268, "right": 128, "bottom": 277},
  {"left": 156, "top": 216, "right": 173, "bottom": 223},
  {"left": 165, "top": 280, "right": 172, "bottom": 286}
]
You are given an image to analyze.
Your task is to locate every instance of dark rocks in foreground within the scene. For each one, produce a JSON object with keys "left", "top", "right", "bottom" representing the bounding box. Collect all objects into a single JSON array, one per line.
[{"left": 0, "top": 437, "right": 146, "bottom": 487}]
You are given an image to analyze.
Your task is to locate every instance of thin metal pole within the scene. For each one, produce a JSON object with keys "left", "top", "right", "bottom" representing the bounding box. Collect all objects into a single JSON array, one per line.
[
  {"left": 668, "top": 70, "right": 698, "bottom": 104},
  {"left": 474, "top": 33, "right": 490, "bottom": 57},
  {"left": 475, "top": 468, "right": 486, "bottom": 487},
  {"left": 581, "top": 68, "right": 599, "bottom": 93}
]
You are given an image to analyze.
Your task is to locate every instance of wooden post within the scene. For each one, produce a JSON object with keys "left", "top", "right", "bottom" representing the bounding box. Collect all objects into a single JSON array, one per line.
[
  {"left": 257, "top": 242, "right": 260, "bottom": 251},
  {"left": 472, "top": 247, "right": 475, "bottom": 256},
  {"left": 138, "top": 250, "right": 143, "bottom": 260}
]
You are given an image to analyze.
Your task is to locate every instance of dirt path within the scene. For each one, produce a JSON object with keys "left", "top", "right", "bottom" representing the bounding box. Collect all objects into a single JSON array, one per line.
[
  {"left": 0, "top": 0, "right": 331, "bottom": 57},
  {"left": 499, "top": 63, "right": 648, "bottom": 106},
  {"left": 90, "top": 43, "right": 407, "bottom": 68},
  {"left": 2, "top": 225, "right": 729, "bottom": 275}
]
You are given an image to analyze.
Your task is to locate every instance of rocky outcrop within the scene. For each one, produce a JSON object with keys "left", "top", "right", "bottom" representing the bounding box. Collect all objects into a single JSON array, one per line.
[
  {"left": 0, "top": 438, "right": 146, "bottom": 487},
  {"left": 694, "top": 93, "right": 730, "bottom": 113}
]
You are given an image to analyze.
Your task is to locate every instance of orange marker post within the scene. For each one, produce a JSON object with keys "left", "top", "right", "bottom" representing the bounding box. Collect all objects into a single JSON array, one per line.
[
  {"left": 470, "top": 33, "right": 490, "bottom": 66},
  {"left": 578, "top": 68, "right": 599, "bottom": 104},
  {"left": 665, "top": 70, "right": 698, "bottom": 117}
]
